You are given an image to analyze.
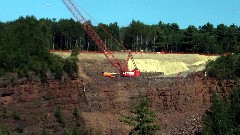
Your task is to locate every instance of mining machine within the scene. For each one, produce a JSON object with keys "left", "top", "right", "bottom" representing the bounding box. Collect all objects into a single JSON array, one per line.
[{"left": 62, "top": 0, "right": 140, "bottom": 77}]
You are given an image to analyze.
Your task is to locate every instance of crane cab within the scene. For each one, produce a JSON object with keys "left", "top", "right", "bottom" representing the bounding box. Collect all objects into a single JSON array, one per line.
[{"left": 121, "top": 68, "right": 140, "bottom": 77}]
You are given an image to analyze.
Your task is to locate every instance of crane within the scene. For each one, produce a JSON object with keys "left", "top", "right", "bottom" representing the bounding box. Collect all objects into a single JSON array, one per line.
[{"left": 62, "top": 0, "right": 140, "bottom": 77}]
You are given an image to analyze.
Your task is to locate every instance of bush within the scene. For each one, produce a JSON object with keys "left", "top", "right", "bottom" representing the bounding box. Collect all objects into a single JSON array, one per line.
[
  {"left": 0, "top": 107, "right": 7, "bottom": 119},
  {"left": 43, "top": 95, "right": 53, "bottom": 101},
  {"left": 54, "top": 106, "right": 65, "bottom": 127},
  {"left": 41, "top": 127, "right": 47, "bottom": 135},
  {"left": 15, "top": 127, "right": 24, "bottom": 133},
  {"left": 73, "top": 107, "right": 80, "bottom": 127},
  {"left": 49, "top": 55, "right": 64, "bottom": 79},
  {"left": 0, "top": 125, "right": 10, "bottom": 135},
  {"left": 63, "top": 57, "right": 78, "bottom": 78},
  {"left": 70, "top": 47, "right": 80, "bottom": 57},
  {"left": 72, "top": 126, "right": 79, "bottom": 135},
  {"left": 120, "top": 97, "right": 160, "bottom": 135},
  {"left": 13, "top": 111, "right": 21, "bottom": 120}
]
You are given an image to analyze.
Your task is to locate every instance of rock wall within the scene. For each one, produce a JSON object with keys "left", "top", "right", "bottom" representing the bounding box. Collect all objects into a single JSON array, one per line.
[
  {"left": 79, "top": 72, "right": 235, "bottom": 134},
  {"left": 0, "top": 72, "right": 235, "bottom": 134}
]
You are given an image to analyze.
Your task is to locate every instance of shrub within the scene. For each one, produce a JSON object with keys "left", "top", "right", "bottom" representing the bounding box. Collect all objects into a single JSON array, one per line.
[
  {"left": 43, "top": 95, "right": 53, "bottom": 101},
  {"left": 15, "top": 127, "right": 24, "bottom": 133},
  {"left": 72, "top": 126, "right": 79, "bottom": 135},
  {"left": 0, "top": 125, "right": 10, "bottom": 135},
  {"left": 120, "top": 97, "right": 160, "bottom": 135},
  {"left": 63, "top": 128, "right": 68, "bottom": 135},
  {"left": 13, "top": 111, "right": 21, "bottom": 120},
  {"left": 63, "top": 57, "right": 78, "bottom": 78},
  {"left": 41, "top": 127, "right": 47, "bottom": 135},
  {"left": 0, "top": 107, "right": 7, "bottom": 119},
  {"left": 54, "top": 106, "right": 65, "bottom": 127},
  {"left": 70, "top": 47, "right": 80, "bottom": 57},
  {"left": 72, "top": 107, "right": 80, "bottom": 127}
]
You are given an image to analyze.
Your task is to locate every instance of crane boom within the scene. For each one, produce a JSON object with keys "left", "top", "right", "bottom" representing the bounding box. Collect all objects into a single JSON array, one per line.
[{"left": 62, "top": 0, "right": 140, "bottom": 77}]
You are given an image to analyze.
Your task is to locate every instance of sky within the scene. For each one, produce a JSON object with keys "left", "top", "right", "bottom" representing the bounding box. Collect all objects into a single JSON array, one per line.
[{"left": 0, "top": 0, "right": 240, "bottom": 29}]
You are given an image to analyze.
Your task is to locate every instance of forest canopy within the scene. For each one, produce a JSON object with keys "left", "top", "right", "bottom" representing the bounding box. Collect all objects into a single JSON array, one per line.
[
  {"left": 2, "top": 16, "right": 239, "bottom": 54},
  {"left": 0, "top": 16, "right": 78, "bottom": 81}
]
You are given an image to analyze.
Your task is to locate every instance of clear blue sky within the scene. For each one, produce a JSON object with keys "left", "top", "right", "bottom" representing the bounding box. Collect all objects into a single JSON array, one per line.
[{"left": 0, "top": 0, "right": 240, "bottom": 29}]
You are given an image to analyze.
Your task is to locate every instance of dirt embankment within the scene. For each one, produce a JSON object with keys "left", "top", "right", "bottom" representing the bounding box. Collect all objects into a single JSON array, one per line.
[{"left": 0, "top": 71, "right": 236, "bottom": 135}]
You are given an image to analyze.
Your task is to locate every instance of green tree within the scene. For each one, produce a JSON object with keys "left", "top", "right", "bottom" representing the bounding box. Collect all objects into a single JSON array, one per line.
[
  {"left": 167, "top": 23, "right": 182, "bottom": 52},
  {"left": 120, "top": 97, "right": 160, "bottom": 135},
  {"left": 202, "top": 93, "right": 234, "bottom": 135},
  {"left": 227, "top": 24, "right": 239, "bottom": 53},
  {"left": 181, "top": 25, "right": 198, "bottom": 52},
  {"left": 122, "top": 20, "right": 148, "bottom": 51},
  {"left": 203, "top": 86, "right": 240, "bottom": 135},
  {"left": 205, "top": 54, "right": 239, "bottom": 80},
  {"left": 235, "top": 58, "right": 240, "bottom": 77},
  {"left": 70, "top": 46, "right": 80, "bottom": 57},
  {"left": 64, "top": 57, "right": 78, "bottom": 78},
  {"left": 230, "top": 86, "right": 240, "bottom": 134},
  {"left": 216, "top": 24, "right": 227, "bottom": 53},
  {"left": 0, "top": 16, "right": 79, "bottom": 80}
]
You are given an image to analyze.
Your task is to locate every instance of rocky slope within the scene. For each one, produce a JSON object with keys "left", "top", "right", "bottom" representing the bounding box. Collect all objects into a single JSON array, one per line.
[{"left": 0, "top": 71, "right": 235, "bottom": 134}]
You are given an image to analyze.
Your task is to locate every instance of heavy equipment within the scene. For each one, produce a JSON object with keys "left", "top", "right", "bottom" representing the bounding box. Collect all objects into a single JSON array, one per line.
[{"left": 62, "top": 0, "right": 140, "bottom": 77}]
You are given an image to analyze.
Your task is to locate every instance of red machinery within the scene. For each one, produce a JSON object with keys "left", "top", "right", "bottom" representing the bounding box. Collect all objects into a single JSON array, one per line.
[{"left": 62, "top": 0, "right": 140, "bottom": 77}]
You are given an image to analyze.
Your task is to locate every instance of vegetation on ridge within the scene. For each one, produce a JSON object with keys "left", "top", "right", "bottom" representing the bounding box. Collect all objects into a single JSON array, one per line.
[
  {"left": 0, "top": 16, "right": 78, "bottom": 81},
  {"left": 203, "top": 53, "right": 240, "bottom": 134}
]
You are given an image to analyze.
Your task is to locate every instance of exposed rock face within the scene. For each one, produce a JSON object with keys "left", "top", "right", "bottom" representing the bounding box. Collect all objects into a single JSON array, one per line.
[
  {"left": 0, "top": 72, "right": 235, "bottom": 134},
  {"left": 80, "top": 72, "right": 235, "bottom": 134}
]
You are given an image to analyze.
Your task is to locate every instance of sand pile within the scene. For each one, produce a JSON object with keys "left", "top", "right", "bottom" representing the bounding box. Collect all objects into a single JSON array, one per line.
[
  {"left": 128, "top": 59, "right": 189, "bottom": 76},
  {"left": 128, "top": 55, "right": 218, "bottom": 76}
]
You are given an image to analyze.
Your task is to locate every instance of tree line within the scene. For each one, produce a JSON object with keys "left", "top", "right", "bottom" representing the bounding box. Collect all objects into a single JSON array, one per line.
[{"left": 1, "top": 16, "right": 240, "bottom": 54}]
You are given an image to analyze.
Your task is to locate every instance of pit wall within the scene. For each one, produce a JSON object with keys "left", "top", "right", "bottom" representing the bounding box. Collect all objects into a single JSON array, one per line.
[
  {"left": 0, "top": 72, "right": 235, "bottom": 134},
  {"left": 81, "top": 73, "right": 234, "bottom": 134}
]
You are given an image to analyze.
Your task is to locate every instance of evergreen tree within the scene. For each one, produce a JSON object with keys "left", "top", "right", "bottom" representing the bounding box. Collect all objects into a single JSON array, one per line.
[
  {"left": 202, "top": 93, "right": 234, "bottom": 135},
  {"left": 205, "top": 54, "right": 239, "bottom": 80},
  {"left": 120, "top": 97, "right": 160, "bottom": 135},
  {"left": 230, "top": 86, "right": 240, "bottom": 134}
]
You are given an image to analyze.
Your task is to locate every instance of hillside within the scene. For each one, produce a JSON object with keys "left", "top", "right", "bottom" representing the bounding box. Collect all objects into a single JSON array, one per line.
[{"left": 1, "top": 52, "right": 232, "bottom": 135}]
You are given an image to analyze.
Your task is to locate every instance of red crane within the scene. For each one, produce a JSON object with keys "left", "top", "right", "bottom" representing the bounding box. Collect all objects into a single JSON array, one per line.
[{"left": 62, "top": 0, "right": 140, "bottom": 77}]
